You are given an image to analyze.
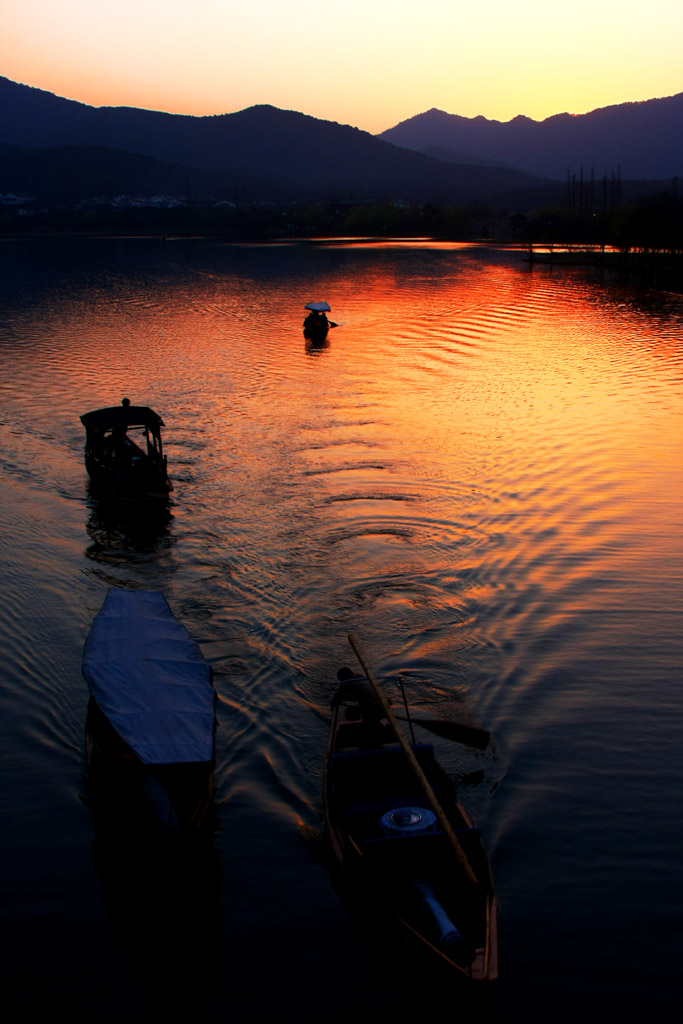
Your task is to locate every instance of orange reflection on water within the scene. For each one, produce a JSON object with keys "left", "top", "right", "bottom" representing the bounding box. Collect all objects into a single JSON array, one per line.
[{"left": 4, "top": 241, "right": 679, "bottom": 690}]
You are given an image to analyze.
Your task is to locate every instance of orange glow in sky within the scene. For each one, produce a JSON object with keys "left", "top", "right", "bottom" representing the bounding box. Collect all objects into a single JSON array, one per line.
[{"left": 2, "top": 0, "right": 682, "bottom": 133}]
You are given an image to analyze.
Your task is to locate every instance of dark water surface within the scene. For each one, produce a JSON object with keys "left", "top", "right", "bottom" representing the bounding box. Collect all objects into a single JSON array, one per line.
[{"left": 0, "top": 237, "right": 681, "bottom": 1018}]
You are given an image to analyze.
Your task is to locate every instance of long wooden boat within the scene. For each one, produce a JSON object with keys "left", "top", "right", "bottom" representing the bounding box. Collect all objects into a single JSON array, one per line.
[
  {"left": 81, "top": 397, "right": 172, "bottom": 502},
  {"left": 324, "top": 637, "right": 498, "bottom": 981},
  {"left": 83, "top": 589, "right": 216, "bottom": 833}
]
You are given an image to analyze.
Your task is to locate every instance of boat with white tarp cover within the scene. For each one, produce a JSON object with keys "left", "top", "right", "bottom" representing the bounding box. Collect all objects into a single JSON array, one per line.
[{"left": 83, "top": 589, "right": 216, "bottom": 831}]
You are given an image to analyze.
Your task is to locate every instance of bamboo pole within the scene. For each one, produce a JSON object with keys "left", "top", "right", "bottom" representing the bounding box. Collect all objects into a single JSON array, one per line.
[{"left": 348, "top": 634, "right": 477, "bottom": 885}]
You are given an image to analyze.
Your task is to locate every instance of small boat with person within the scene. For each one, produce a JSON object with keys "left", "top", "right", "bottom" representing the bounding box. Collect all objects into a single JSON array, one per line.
[
  {"left": 80, "top": 397, "right": 172, "bottom": 502},
  {"left": 303, "top": 300, "right": 336, "bottom": 340},
  {"left": 324, "top": 635, "right": 498, "bottom": 981},
  {"left": 83, "top": 589, "right": 217, "bottom": 833}
]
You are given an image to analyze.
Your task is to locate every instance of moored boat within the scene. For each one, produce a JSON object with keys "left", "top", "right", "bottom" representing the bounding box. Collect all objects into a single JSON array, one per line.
[
  {"left": 83, "top": 589, "right": 216, "bottom": 833},
  {"left": 81, "top": 397, "right": 172, "bottom": 502},
  {"left": 324, "top": 636, "right": 498, "bottom": 981}
]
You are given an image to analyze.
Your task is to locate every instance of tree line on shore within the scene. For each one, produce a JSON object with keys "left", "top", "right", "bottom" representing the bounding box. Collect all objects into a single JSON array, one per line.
[{"left": 1, "top": 184, "right": 680, "bottom": 253}]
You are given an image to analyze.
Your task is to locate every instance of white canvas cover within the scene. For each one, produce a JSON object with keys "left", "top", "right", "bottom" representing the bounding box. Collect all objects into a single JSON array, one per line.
[
  {"left": 83, "top": 590, "right": 215, "bottom": 765},
  {"left": 304, "top": 301, "right": 331, "bottom": 312}
]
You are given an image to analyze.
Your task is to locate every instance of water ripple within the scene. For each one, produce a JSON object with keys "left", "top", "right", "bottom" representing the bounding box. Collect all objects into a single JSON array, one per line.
[{"left": 1, "top": 238, "right": 682, "bottom": 1013}]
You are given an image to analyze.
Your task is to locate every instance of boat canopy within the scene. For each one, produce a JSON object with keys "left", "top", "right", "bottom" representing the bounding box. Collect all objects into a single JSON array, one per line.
[
  {"left": 304, "top": 301, "right": 331, "bottom": 312},
  {"left": 81, "top": 405, "right": 164, "bottom": 436},
  {"left": 83, "top": 590, "right": 215, "bottom": 765}
]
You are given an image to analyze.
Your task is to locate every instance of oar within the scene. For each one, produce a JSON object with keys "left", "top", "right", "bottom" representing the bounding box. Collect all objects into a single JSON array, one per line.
[
  {"left": 348, "top": 633, "right": 478, "bottom": 885},
  {"left": 336, "top": 667, "right": 490, "bottom": 749},
  {"left": 396, "top": 715, "right": 490, "bottom": 750}
]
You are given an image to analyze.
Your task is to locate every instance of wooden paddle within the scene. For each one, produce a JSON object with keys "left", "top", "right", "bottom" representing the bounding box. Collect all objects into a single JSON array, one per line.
[
  {"left": 348, "top": 633, "right": 478, "bottom": 885},
  {"left": 396, "top": 714, "right": 490, "bottom": 750},
  {"left": 336, "top": 667, "right": 490, "bottom": 749}
]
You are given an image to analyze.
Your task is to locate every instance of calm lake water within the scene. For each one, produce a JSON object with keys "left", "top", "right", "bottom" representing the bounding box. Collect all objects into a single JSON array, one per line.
[{"left": 0, "top": 237, "right": 681, "bottom": 1019}]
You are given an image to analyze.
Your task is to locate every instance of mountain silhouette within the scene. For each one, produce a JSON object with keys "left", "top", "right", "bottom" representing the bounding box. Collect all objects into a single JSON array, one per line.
[
  {"left": 1, "top": 77, "right": 679, "bottom": 210},
  {"left": 0, "top": 76, "right": 549, "bottom": 205},
  {"left": 378, "top": 95, "right": 683, "bottom": 179}
]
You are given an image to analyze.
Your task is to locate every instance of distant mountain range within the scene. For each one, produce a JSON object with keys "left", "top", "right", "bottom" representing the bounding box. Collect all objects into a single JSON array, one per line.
[
  {"left": 0, "top": 76, "right": 549, "bottom": 207},
  {"left": 0, "top": 76, "right": 680, "bottom": 211},
  {"left": 379, "top": 95, "right": 683, "bottom": 180}
]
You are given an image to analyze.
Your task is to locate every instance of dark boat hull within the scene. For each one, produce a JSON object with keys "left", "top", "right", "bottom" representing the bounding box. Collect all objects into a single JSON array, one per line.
[
  {"left": 84, "top": 446, "right": 172, "bottom": 502},
  {"left": 303, "top": 313, "right": 330, "bottom": 341},
  {"left": 324, "top": 683, "right": 498, "bottom": 980},
  {"left": 85, "top": 697, "right": 214, "bottom": 833}
]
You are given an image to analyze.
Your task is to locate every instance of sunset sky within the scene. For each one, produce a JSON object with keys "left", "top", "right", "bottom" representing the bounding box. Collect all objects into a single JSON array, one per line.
[{"left": 2, "top": 0, "right": 681, "bottom": 133}]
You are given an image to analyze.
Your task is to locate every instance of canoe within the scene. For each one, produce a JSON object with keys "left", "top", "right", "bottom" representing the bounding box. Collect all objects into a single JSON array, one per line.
[
  {"left": 324, "top": 640, "right": 498, "bottom": 981},
  {"left": 80, "top": 397, "right": 173, "bottom": 502},
  {"left": 83, "top": 589, "right": 216, "bottom": 832}
]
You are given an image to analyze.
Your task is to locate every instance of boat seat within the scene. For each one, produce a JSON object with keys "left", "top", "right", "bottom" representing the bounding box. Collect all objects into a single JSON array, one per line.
[
  {"left": 338, "top": 796, "right": 433, "bottom": 817},
  {"left": 364, "top": 826, "right": 481, "bottom": 844},
  {"left": 330, "top": 742, "right": 434, "bottom": 763},
  {"left": 330, "top": 743, "right": 447, "bottom": 808},
  {"left": 330, "top": 743, "right": 437, "bottom": 789},
  {"left": 361, "top": 828, "right": 484, "bottom": 871}
]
